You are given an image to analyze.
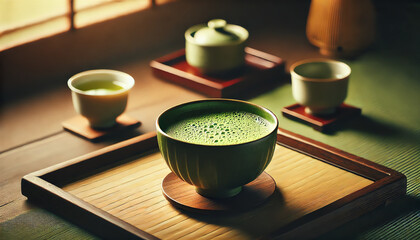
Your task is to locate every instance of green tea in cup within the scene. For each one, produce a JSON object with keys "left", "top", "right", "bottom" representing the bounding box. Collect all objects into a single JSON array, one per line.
[
  {"left": 75, "top": 79, "right": 126, "bottom": 95},
  {"left": 68, "top": 69, "right": 135, "bottom": 128}
]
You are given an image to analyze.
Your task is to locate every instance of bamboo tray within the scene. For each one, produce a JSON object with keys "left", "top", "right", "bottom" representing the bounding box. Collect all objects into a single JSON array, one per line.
[
  {"left": 21, "top": 129, "right": 406, "bottom": 240},
  {"left": 150, "top": 48, "right": 285, "bottom": 98}
]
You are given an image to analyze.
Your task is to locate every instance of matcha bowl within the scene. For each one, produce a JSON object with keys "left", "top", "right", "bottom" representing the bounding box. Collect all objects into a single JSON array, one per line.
[{"left": 156, "top": 99, "right": 278, "bottom": 198}]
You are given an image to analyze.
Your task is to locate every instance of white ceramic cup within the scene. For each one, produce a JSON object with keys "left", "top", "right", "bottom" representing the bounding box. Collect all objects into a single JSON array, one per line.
[
  {"left": 68, "top": 69, "right": 135, "bottom": 128},
  {"left": 290, "top": 59, "right": 351, "bottom": 115}
]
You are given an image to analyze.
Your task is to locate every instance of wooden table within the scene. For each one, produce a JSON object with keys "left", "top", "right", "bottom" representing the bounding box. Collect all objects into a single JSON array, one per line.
[{"left": 1, "top": 1, "right": 419, "bottom": 239}]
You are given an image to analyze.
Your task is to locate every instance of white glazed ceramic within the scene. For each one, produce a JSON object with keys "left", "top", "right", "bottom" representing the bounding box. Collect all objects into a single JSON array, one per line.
[
  {"left": 68, "top": 69, "right": 135, "bottom": 128},
  {"left": 290, "top": 59, "right": 351, "bottom": 115}
]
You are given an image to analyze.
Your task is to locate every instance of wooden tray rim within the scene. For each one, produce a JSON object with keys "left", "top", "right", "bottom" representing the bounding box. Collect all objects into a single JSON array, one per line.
[{"left": 21, "top": 129, "right": 406, "bottom": 240}]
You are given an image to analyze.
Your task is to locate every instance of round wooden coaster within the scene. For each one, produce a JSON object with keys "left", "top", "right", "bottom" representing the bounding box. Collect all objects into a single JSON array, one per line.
[{"left": 162, "top": 172, "right": 276, "bottom": 213}]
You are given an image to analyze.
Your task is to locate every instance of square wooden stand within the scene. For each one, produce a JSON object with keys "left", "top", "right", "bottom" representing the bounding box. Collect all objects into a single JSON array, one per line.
[
  {"left": 282, "top": 103, "right": 362, "bottom": 132},
  {"left": 62, "top": 115, "right": 141, "bottom": 141}
]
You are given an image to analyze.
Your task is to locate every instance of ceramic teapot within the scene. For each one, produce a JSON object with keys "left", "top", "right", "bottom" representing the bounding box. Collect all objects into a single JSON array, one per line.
[{"left": 185, "top": 19, "right": 248, "bottom": 74}]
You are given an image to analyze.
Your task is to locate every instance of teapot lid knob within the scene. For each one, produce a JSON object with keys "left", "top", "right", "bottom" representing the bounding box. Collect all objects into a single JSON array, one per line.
[
  {"left": 208, "top": 19, "right": 227, "bottom": 30},
  {"left": 191, "top": 19, "right": 247, "bottom": 45}
]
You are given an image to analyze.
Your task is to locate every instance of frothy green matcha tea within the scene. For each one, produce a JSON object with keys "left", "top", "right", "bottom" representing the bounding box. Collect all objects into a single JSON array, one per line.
[
  {"left": 166, "top": 111, "right": 274, "bottom": 145},
  {"left": 76, "top": 80, "right": 125, "bottom": 95}
]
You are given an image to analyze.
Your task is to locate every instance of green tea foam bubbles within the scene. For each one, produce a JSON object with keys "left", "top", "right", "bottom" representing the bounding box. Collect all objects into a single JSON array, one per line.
[{"left": 166, "top": 111, "right": 274, "bottom": 145}]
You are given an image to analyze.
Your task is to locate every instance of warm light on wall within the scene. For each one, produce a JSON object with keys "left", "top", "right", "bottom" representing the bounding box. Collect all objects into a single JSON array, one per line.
[{"left": 0, "top": 0, "right": 177, "bottom": 51}]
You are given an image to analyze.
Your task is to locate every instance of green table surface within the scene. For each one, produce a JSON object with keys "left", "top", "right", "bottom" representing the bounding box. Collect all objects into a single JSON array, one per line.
[{"left": 1, "top": 1, "right": 419, "bottom": 239}]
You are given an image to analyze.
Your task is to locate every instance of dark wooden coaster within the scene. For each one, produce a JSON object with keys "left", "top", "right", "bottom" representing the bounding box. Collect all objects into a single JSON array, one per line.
[
  {"left": 161, "top": 171, "right": 276, "bottom": 213},
  {"left": 150, "top": 48, "right": 285, "bottom": 98},
  {"left": 282, "top": 103, "right": 362, "bottom": 132},
  {"left": 62, "top": 115, "right": 141, "bottom": 141}
]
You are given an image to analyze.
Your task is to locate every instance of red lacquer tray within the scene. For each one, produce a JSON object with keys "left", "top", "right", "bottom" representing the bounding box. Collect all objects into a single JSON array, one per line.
[
  {"left": 150, "top": 48, "right": 286, "bottom": 98},
  {"left": 282, "top": 103, "right": 362, "bottom": 132}
]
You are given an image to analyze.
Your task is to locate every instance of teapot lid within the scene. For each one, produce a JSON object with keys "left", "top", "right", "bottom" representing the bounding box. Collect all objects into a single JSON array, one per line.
[{"left": 193, "top": 19, "right": 241, "bottom": 45}]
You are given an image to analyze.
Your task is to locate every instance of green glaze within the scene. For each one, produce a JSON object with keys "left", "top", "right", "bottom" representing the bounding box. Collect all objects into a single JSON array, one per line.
[
  {"left": 185, "top": 19, "right": 248, "bottom": 74},
  {"left": 156, "top": 99, "right": 278, "bottom": 198}
]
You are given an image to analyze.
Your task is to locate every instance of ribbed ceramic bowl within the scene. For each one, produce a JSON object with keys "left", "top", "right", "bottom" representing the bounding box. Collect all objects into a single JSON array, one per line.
[{"left": 156, "top": 99, "right": 278, "bottom": 198}]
